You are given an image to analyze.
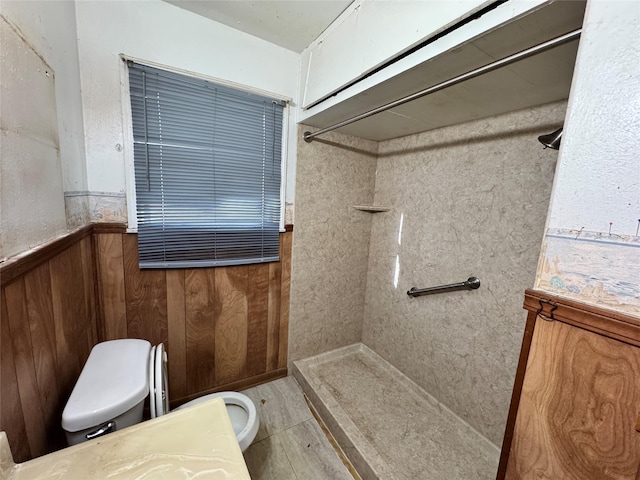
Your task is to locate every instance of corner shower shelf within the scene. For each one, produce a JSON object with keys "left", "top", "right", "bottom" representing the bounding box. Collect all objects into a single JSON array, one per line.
[{"left": 353, "top": 205, "right": 391, "bottom": 213}]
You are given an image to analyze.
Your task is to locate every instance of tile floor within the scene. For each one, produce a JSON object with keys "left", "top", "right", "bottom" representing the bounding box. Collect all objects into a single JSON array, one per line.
[{"left": 240, "top": 376, "right": 354, "bottom": 480}]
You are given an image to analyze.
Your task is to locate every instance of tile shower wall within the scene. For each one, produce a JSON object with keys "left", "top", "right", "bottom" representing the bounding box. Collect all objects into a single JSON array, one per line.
[
  {"left": 288, "top": 127, "right": 378, "bottom": 363},
  {"left": 362, "top": 101, "right": 567, "bottom": 445}
]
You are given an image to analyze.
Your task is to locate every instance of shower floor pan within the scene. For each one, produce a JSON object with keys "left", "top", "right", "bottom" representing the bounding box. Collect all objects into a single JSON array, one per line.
[{"left": 292, "top": 343, "right": 499, "bottom": 480}]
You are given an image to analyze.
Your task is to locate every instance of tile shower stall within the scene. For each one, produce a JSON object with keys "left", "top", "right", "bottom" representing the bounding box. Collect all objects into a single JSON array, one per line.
[{"left": 288, "top": 101, "right": 567, "bottom": 479}]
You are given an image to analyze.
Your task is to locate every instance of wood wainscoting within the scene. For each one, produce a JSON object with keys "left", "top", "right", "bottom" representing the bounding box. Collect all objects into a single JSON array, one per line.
[
  {"left": 1, "top": 227, "right": 97, "bottom": 462},
  {"left": 498, "top": 290, "right": 640, "bottom": 480},
  {"left": 0, "top": 223, "right": 292, "bottom": 462},
  {"left": 92, "top": 224, "right": 292, "bottom": 405}
]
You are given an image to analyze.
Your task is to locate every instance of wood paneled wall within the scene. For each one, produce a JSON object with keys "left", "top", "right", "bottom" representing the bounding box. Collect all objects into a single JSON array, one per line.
[
  {"left": 498, "top": 290, "right": 640, "bottom": 479},
  {"left": 93, "top": 226, "right": 292, "bottom": 405},
  {"left": 1, "top": 227, "right": 97, "bottom": 462},
  {"left": 0, "top": 224, "right": 292, "bottom": 462},
  {"left": 506, "top": 319, "right": 640, "bottom": 479}
]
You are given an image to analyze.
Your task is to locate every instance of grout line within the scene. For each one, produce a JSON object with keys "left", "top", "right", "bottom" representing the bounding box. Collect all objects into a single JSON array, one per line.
[
  {"left": 247, "top": 432, "right": 300, "bottom": 480},
  {"left": 304, "top": 394, "right": 363, "bottom": 480},
  {"left": 274, "top": 431, "right": 300, "bottom": 480}
]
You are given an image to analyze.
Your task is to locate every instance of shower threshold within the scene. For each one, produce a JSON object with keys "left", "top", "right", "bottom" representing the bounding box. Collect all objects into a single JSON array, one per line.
[{"left": 292, "top": 343, "right": 500, "bottom": 480}]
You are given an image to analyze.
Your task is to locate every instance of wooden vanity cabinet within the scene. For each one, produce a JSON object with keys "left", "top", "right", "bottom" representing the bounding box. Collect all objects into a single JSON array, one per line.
[{"left": 498, "top": 290, "right": 640, "bottom": 480}]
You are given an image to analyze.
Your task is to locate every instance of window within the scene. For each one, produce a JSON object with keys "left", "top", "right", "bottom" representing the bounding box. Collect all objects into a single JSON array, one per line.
[{"left": 127, "top": 62, "right": 284, "bottom": 268}]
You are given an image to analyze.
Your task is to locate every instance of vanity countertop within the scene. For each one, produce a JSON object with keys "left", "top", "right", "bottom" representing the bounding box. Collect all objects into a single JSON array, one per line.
[{"left": 0, "top": 397, "right": 250, "bottom": 479}]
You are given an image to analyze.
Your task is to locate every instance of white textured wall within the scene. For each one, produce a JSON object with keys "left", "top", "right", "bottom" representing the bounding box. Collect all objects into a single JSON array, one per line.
[
  {"left": 0, "top": 2, "right": 83, "bottom": 258},
  {"left": 547, "top": 0, "right": 639, "bottom": 235},
  {"left": 74, "top": 0, "right": 300, "bottom": 223},
  {"left": 535, "top": 0, "right": 640, "bottom": 315},
  {"left": 1, "top": 0, "right": 87, "bottom": 193}
]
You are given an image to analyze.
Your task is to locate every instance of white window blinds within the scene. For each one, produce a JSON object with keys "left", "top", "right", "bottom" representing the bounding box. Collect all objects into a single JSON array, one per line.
[{"left": 128, "top": 62, "right": 284, "bottom": 269}]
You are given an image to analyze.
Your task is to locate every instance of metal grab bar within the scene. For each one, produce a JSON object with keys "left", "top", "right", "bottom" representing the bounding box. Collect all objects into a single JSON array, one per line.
[{"left": 407, "top": 277, "right": 480, "bottom": 297}]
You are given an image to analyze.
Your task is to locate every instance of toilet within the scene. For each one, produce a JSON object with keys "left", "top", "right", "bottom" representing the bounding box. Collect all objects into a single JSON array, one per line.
[{"left": 61, "top": 339, "right": 259, "bottom": 452}]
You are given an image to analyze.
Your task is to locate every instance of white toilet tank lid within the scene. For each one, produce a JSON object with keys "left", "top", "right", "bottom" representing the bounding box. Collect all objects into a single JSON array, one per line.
[{"left": 62, "top": 339, "right": 151, "bottom": 432}]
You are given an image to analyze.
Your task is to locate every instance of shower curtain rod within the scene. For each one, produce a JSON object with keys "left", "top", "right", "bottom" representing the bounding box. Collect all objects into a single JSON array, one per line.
[{"left": 303, "top": 28, "right": 581, "bottom": 143}]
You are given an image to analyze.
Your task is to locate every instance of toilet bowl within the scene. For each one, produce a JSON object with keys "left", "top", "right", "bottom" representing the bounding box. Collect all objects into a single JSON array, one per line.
[
  {"left": 62, "top": 339, "right": 259, "bottom": 452},
  {"left": 149, "top": 343, "right": 259, "bottom": 452}
]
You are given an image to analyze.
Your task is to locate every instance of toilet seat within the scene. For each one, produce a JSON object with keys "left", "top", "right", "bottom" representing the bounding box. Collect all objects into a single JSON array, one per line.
[
  {"left": 149, "top": 345, "right": 157, "bottom": 418},
  {"left": 149, "top": 343, "right": 169, "bottom": 417},
  {"left": 156, "top": 343, "right": 169, "bottom": 416}
]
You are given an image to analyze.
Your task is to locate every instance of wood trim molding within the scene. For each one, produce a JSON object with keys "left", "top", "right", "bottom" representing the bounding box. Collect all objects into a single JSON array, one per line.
[
  {"left": 95, "top": 223, "right": 290, "bottom": 234},
  {"left": 523, "top": 289, "right": 640, "bottom": 347},
  {"left": 0, "top": 225, "right": 93, "bottom": 287},
  {"left": 169, "top": 367, "right": 287, "bottom": 409},
  {"left": 91, "top": 223, "right": 128, "bottom": 234},
  {"left": 496, "top": 310, "right": 538, "bottom": 479},
  {"left": 2, "top": 222, "right": 290, "bottom": 287}
]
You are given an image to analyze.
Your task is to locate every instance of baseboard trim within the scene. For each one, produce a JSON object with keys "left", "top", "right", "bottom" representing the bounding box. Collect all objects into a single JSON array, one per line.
[{"left": 169, "top": 368, "right": 288, "bottom": 409}]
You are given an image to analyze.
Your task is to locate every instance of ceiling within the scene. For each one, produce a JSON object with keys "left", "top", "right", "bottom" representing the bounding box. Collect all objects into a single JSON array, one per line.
[
  {"left": 303, "top": 0, "right": 587, "bottom": 141},
  {"left": 163, "top": 0, "right": 353, "bottom": 53},
  {"left": 163, "top": 0, "right": 586, "bottom": 141}
]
